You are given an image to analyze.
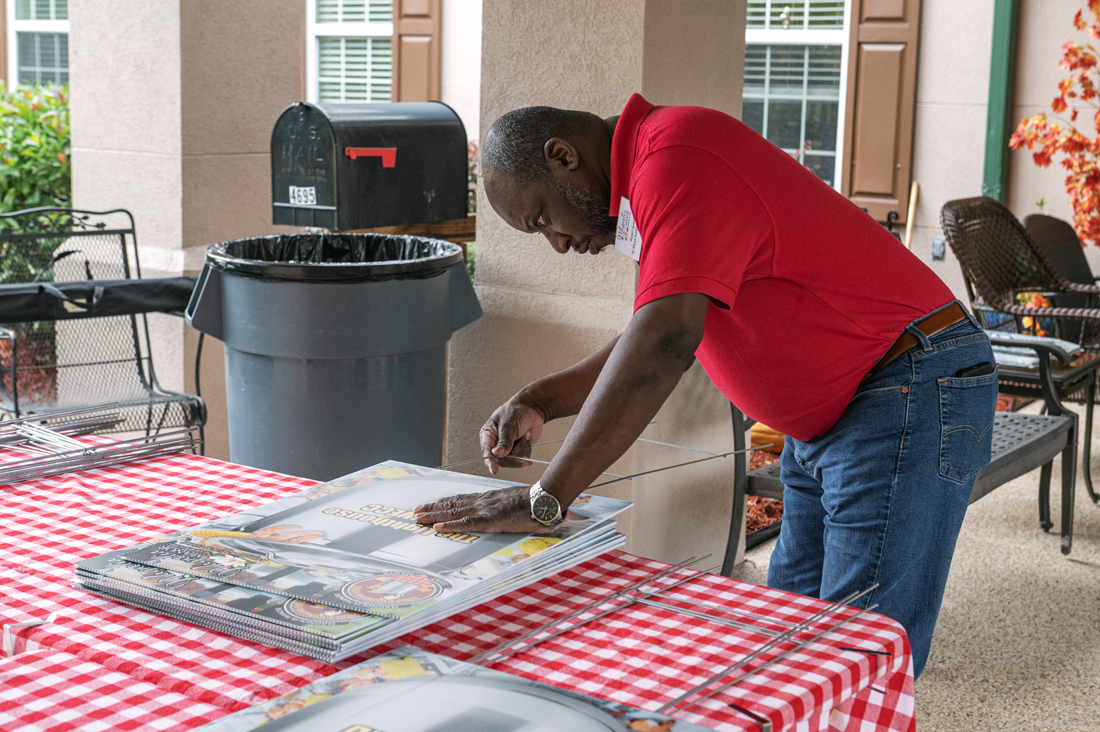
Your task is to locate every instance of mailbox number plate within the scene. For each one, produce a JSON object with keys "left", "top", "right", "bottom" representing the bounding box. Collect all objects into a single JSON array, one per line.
[{"left": 288, "top": 186, "right": 317, "bottom": 206}]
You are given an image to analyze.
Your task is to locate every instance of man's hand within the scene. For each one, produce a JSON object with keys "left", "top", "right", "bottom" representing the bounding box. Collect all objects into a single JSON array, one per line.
[
  {"left": 412, "top": 486, "right": 546, "bottom": 533},
  {"left": 480, "top": 398, "right": 546, "bottom": 474},
  {"left": 478, "top": 336, "right": 623, "bottom": 474}
]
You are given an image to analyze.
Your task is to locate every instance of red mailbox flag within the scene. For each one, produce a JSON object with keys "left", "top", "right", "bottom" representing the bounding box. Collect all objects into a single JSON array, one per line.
[{"left": 345, "top": 148, "right": 397, "bottom": 167}]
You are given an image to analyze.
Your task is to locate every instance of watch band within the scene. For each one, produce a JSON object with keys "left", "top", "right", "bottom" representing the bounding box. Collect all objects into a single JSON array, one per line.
[{"left": 529, "top": 480, "right": 564, "bottom": 527}]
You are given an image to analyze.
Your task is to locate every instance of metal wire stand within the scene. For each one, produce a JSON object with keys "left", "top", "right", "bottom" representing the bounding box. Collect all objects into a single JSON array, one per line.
[
  {"left": 0, "top": 404, "right": 202, "bottom": 484},
  {"left": 470, "top": 557, "right": 882, "bottom": 732}
]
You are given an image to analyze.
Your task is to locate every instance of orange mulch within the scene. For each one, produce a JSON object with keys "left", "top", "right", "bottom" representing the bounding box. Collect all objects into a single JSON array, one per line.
[
  {"left": 997, "top": 395, "right": 1037, "bottom": 411},
  {"left": 747, "top": 495, "right": 783, "bottom": 533},
  {"left": 747, "top": 449, "right": 783, "bottom": 533},
  {"left": 749, "top": 448, "right": 780, "bottom": 471}
]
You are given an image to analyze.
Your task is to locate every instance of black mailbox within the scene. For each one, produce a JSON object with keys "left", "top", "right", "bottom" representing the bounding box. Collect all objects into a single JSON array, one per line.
[{"left": 271, "top": 101, "right": 468, "bottom": 230}]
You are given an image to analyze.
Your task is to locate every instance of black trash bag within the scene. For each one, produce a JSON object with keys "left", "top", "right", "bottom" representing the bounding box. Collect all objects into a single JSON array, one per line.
[{"left": 207, "top": 233, "right": 464, "bottom": 283}]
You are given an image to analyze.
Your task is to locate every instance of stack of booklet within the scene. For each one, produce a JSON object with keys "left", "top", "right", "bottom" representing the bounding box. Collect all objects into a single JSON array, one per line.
[
  {"left": 194, "top": 646, "right": 708, "bottom": 731},
  {"left": 75, "top": 461, "right": 630, "bottom": 662}
]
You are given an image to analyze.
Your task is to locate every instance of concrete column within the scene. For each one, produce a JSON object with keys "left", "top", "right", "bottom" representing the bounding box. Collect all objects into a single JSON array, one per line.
[
  {"left": 448, "top": 0, "right": 747, "bottom": 564},
  {"left": 441, "top": 0, "right": 482, "bottom": 140},
  {"left": 70, "top": 0, "right": 305, "bottom": 459}
]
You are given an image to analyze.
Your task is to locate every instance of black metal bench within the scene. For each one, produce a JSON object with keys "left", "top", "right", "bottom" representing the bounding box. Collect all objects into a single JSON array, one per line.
[
  {"left": 721, "top": 334, "right": 1079, "bottom": 576},
  {"left": 0, "top": 208, "right": 205, "bottom": 440}
]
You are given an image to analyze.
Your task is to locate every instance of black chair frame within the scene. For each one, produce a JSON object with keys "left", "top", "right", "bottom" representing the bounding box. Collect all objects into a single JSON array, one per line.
[{"left": 0, "top": 207, "right": 205, "bottom": 442}]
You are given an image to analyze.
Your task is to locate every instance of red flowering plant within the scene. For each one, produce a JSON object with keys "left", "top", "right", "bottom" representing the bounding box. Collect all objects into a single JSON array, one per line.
[
  {"left": 1019, "top": 291, "right": 1053, "bottom": 336},
  {"left": 1010, "top": 2, "right": 1100, "bottom": 245}
]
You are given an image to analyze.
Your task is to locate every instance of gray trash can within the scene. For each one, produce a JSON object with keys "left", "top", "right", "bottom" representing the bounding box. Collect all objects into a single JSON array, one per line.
[{"left": 185, "top": 233, "right": 481, "bottom": 481}]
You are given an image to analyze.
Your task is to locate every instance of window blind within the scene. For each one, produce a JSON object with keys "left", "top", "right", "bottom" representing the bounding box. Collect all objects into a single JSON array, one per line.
[
  {"left": 318, "top": 36, "right": 393, "bottom": 102},
  {"left": 316, "top": 0, "right": 393, "bottom": 23},
  {"left": 16, "top": 31, "right": 68, "bottom": 85},
  {"left": 14, "top": 0, "right": 67, "bottom": 21},
  {"left": 746, "top": 1, "right": 844, "bottom": 30},
  {"left": 742, "top": 44, "right": 843, "bottom": 186}
]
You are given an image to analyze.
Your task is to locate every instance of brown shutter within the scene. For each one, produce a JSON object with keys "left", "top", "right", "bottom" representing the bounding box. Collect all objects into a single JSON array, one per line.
[
  {"left": 840, "top": 0, "right": 921, "bottom": 222},
  {"left": 392, "top": 0, "right": 441, "bottom": 102}
]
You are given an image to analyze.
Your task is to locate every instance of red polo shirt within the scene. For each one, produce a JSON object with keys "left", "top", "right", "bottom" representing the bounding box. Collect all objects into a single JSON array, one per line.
[{"left": 611, "top": 93, "right": 954, "bottom": 440}]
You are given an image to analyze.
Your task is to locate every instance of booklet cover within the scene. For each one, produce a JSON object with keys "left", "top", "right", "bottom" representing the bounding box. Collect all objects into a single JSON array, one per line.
[
  {"left": 196, "top": 646, "right": 709, "bottom": 732},
  {"left": 77, "top": 544, "right": 391, "bottom": 642},
  {"left": 78, "top": 526, "right": 622, "bottom": 664},
  {"left": 121, "top": 462, "right": 630, "bottom": 618}
]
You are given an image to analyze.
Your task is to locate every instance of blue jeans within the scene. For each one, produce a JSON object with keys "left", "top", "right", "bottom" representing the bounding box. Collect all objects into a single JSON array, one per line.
[{"left": 767, "top": 303, "right": 997, "bottom": 679}]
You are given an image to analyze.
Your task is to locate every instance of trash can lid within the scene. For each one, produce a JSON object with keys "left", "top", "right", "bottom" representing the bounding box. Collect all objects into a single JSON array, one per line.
[{"left": 206, "top": 233, "right": 465, "bottom": 283}]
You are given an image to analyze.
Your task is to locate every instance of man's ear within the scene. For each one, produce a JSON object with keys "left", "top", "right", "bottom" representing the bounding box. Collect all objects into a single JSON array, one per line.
[{"left": 544, "top": 138, "right": 580, "bottom": 171}]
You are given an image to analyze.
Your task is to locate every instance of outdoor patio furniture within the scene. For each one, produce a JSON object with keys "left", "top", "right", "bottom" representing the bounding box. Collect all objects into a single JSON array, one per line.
[
  {"left": 940, "top": 197, "right": 1100, "bottom": 341},
  {"left": 941, "top": 196, "right": 1100, "bottom": 506},
  {"left": 721, "top": 333, "right": 1082, "bottom": 574},
  {"left": 0, "top": 207, "right": 205, "bottom": 440},
  {"left": 1023, "top": 213, "right": 1100, "bottom": 286},
  {"left": 1023, "top": 213, "right": 1100, "bottom": 344}
]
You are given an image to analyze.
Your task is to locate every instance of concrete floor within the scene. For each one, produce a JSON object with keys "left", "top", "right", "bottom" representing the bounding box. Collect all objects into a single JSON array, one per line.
[{"left": 733, "top": 401, "right": 1100, "bottom": 730}]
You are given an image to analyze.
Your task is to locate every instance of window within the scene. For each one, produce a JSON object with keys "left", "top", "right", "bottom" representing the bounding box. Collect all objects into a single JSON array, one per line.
[
  {"left": 307, "top": 0, "right": 394, "bottom": 103},
  {"left": 6, "top": 0, "right": 70, "bottom": 88},
  {"left": 743, "top": 1, "right": 850, "bottom": 189}
]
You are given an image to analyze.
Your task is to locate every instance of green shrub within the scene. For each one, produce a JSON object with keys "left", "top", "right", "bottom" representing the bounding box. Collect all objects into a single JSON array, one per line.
[
  {"left": 0, "top": 84, "right": 70, "bottom": 214},
  {"left": 0, "top": 85, "right": 70, "bottom": 288},
  {"left": 465, "top": 240, "right": 476, "bottom": 282}
]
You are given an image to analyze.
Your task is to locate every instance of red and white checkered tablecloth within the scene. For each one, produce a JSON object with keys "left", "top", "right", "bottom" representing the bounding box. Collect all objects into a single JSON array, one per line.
[{"left": 0, "top": 451, "right": 915, "bottom": 732}]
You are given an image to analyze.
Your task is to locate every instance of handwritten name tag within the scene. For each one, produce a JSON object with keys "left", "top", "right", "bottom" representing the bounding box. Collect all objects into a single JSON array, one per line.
[{"left": 614, "top": 196, "right": 643, "bottom": 261}]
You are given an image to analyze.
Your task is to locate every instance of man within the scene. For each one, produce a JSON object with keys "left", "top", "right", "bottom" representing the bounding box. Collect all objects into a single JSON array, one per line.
[{"left": 413, "top": 93, "right": 997, "bottom": 677}]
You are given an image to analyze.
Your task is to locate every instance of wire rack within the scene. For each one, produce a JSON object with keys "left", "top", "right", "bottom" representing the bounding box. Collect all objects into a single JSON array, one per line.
[
  {"left": 470, "top": 556, "right": 882, "bottom": 732},
  {"left": 0, "top": 404, "right": 201, "bottom": 484}
]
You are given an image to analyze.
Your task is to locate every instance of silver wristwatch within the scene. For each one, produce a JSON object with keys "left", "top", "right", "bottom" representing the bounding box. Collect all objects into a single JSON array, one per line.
[{"left": 529, "top": 480, "right": 564, "bottom": 527}]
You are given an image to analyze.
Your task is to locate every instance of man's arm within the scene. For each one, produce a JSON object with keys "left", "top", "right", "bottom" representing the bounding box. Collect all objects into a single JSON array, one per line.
[
  {"left": 479, "top": 335, "right": 620, "bottom": 474},
  {"left": 414, "top": 292, "right": 709, "bottom": 532}
]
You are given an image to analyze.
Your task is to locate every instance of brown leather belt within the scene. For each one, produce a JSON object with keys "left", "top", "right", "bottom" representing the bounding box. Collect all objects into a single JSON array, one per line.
[{"left": 864, "top": 302, "right": 968, "bottom": 382}]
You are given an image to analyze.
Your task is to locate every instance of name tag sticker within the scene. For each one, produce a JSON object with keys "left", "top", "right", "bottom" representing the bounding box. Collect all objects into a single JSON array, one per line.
[{"left": 614, "top": 196, "right": 643, "bottom": 261}]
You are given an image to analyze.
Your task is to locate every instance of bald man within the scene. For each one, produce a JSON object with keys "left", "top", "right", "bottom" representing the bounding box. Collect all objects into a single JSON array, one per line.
[{"left": 414, "top": 93, "right": 997, "bottom": 677}]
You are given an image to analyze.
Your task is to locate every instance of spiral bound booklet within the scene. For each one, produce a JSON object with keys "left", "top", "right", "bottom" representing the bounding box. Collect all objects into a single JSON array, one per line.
[{"left": 77, "top": 461, "right": 629, "bottom": 661}]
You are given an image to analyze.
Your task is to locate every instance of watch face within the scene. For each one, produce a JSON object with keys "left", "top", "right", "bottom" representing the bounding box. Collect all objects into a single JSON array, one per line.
[{"left": 532, "top": 493, "right": 560, "bottom": 523}]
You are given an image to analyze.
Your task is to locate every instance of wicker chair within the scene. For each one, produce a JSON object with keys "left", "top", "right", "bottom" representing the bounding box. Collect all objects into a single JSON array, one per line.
[
  {"left": 942, "top": 196, "right": 1100, "bottom": 510},
  {"left": 941, "top": 197, "right": 1100, "bottom": 339},
  {"left": 1022, "top": 213, "right": 1100, "bottom": 344},
  {"left": 1023, "top": 213, "right": 1100, "bottom": 287}
]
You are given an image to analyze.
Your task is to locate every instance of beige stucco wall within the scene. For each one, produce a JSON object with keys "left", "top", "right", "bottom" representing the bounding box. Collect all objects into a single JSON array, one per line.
[
  {"left": 447, "top": 0, "right": 747, "bottom": 566},
  {"left": 908, "top": 0, "right": 995, "bottom": 300},
  {"left": 910, "top": 0, "right": 1100, "bottom": 301},
  {"left": 70, "top": 0, "right": 305, "bottom": 460},
  {"left": 1006, "top": 0, "right": 1100, "bottom": 276},
  {"left": 441, "top": 0, "right": 482, "bottom": 141}
]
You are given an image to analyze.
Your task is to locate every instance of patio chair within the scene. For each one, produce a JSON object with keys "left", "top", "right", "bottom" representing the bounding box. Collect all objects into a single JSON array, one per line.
[
  {"left": 0, "top": 207, "right": 205, "bottom": 440},
  {"left": 941, "top": 197, "right": 1100, "bottom": 507},
  {"left": 941, "top": 197, "right": 1100, "bottom": 341},
  {"left": 1023, "top": 213, "right": 1100, "bottom": 287},
  {"left": 1022, "top": 213, "right": 1100, "bottom": 343}
]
